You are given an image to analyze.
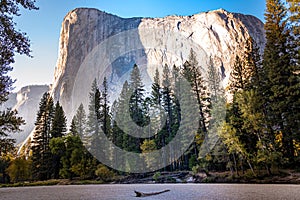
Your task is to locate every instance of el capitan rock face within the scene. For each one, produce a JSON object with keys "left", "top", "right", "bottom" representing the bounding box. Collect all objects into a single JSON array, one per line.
[{"left": 51, "top": 8, "right": 265, "bottom": 120}]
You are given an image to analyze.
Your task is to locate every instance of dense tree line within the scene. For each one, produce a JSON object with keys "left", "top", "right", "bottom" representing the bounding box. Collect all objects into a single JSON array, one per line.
[
  {"left": 1, "top": 0, "right": 299, "bottom": 183},
  {"left": 200, "top": 0, "right": 300, "bottom": 176}
]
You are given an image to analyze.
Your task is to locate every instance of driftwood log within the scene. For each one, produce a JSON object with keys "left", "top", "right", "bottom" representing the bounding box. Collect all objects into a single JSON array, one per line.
[{"left": 134, "top": 189, "right": 170, "bottom": 197}]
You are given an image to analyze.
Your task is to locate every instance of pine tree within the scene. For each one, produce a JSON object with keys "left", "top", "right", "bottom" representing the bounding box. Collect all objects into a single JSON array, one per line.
[
  {"left": 129, "top": 64, "right": 147, "bottom": 128},
  {"left": 176, "top": 67, "right": 200, "bottom": 170},
  {"left": 111, "top": 82, "right": 131, "bottom": 169},
  {"left": 229, "top": 55, "right": 247, "bottom": 92},
  {"left": 172, "top": 65, "right": 182, "bottom": 126},
  {"left": 203, "top": 58, "right": 226, "bottom": 162},
  {"left": 286, "top": 0, "right": 300, "bottom": 157},
  {"left": 151, "top": 68, "right": 162, "bottom": 105},
  {"left": 128, "top": 64, "right": 147, "bottom": 152},
  {"left": 207, "top": 56, "right": 225, "bottom": 108},
  {"left": 97, "top": 77, "right": 113, "bottom": 162},
  {"left": 31, "top": 92, "right": 54, "bottom": 180},
  {"left": 99, "top": 77, "right": 112, "bottom": 139},
  {"left": 182, "top": 49, "right": 210, "bottom": 136},
  {"left": 229, "top": 36, "right": 261, "bottom": 92},
  {"left": 227, "top": 38, "right": 265, "bottom": 160},
  {"left": 243, "top": 37, "right": 262, "bottom": 89},
  {"left": 50, "top": 101, "right": 67, "bottom": 179},
  {"left": 161, "top": 64, "right": 173, "bottom": 145},
  {"left": 73, "top": 103, "right": 87, "bottom": 142},
  {"left": 51, "top": 101, "right": 67, "bottom": 138},
  {"left": 69, "top": 118, "right": 78, "bottom": 136},
  {"left": 87, "top": 79, "right": 101, "bottom": 155},
  {"left": 114, "top": 81, "right": 134, "bottom": 151},
  {"left": 263, "top": 0, "right": 296, "bottom": 161},
  {"left": 150, "top": 68, "right": 164, "bottom": 142},
  {"left": 181, "top": 49, "right": 210, "bottom": 169}
]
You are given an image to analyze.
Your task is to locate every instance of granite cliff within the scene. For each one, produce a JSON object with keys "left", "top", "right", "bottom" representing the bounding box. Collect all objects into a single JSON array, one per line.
[{"left": 51, "top": 8, "right": 265, "bottom": 120}]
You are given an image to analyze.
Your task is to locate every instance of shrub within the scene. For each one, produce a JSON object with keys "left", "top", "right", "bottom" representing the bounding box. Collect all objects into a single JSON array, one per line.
[{"left": 95, "top": 164, "right": 114, "bottom": 182}]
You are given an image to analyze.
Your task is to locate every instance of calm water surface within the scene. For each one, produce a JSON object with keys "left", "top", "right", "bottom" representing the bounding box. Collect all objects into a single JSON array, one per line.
[{"left": 1, "top": 184, "right": 300, "bottom": 200}]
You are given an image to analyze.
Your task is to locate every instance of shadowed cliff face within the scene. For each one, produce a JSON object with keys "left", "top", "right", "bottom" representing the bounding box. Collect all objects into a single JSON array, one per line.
[{"left": 51, "top": 8, "right": 265, "bottom": 121}]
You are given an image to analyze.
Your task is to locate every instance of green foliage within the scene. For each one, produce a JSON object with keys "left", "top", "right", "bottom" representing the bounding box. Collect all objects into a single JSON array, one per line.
[
  {"left": 1, "top": 0, "right": 36, "bottom": 181},
  {"left": 51, "top": 101, "right": 67, "bottom": 138},
  {"left": 6, "top": 156, "right": 32, "bottom": 183},
  {"left": 87, "top": 79, "right": 101, "bottom": 155},
  {"left": 129, "top": 64, "right": 148, "bottom": 128},
  {"left": 50, "top": 134, "right": 96, "bottom": 180},
  {"left": 183, "top": 49, "right": 210, "bottom": 135},
  {"left": 141, "top": 139, "right": 157, "bottom": 169},
  {"left": 0, "top": 109, "right": 24, "bottom": 153},
  {"left": 153, "top": 171, "right": 161, "bottom": 181},
  {"left": 262, "top": 0, "right": 300, "bottom": 162},
  {"left": 0, "top": 0, "right": 38, "bottom": 103},
  {"left": 189, "top": 154, "right": 198, "bottom": 170},
  {"left": 15, "top": 2, "right": 300, "bottom": 180},
  {"left": 151, "top": 68, "right": 162, "bottom": 105},
  {"left": 31, "top": 92, "right": 54, "bottom": 181},
  {"left": 95, "top": 164, "right": 114, "bottom": 182},
  {"left": 50, "top": 101, "right": 67, "bottom": 179},
  {"left": 98, "top": 77, "right": 112, "bottom": 139}
]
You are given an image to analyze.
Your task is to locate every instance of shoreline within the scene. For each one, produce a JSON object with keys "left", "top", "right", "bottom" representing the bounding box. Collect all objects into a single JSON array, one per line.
[{"left": 1, "top": 170, "right": 300, "bottom": 188}]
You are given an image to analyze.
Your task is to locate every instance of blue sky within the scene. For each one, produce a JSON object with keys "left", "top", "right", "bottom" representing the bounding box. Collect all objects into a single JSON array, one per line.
[{"left": 11, "top": 0, "right": 266, "bottom": 91}]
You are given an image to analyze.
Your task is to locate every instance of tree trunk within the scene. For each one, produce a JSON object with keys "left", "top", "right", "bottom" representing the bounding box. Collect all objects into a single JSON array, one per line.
[{"left": 232, "top": 154, "right": 239, "bottom": 176}]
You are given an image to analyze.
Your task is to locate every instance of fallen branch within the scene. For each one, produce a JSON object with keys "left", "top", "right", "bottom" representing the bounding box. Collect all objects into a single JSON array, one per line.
[{"left": 134, "top": 189, "right": 170, "bottom": 197}]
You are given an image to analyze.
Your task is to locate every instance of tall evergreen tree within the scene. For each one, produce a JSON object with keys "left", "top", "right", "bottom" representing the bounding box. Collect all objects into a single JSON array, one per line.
[
  {"left": 182, "top": 49, "right": 210, "bottom": 136},
  {"left": 97, "top": 77, "right": 113, "bottom": 162},
  {"left": 128, "top": 64, "right": 147, "bottom": 152},
  {"left": 229, "top": 55, "right": 247, "bottom": 92},
  {"left": 263, "top": 0, "right": 296, "bottom": 161},
  {"left": 51, "top": 101, "right": 67, "bottom": 138},
  {"left": 286, "top": 0, "right": 300, "bottom": 156},
  {"left": 99, "top": 77, "right": 112, "bottom": 139},
  {"left": 73, "top": 103, "right": 88, "bottom": 143},
  {"left": 172, "top": 65, "right": 182, "bottom": 126},
  {"left": 113, "top": 81, "right": 130, "bottom": 149},
  {"left": 111, "top": 81, "right": 131, "bottom": 169},
  {"left": 50, "top": 101, "right": 67, "bottom": 179},
  {"left": 87, "top": 79, "right": 101, "bottom": 156},
  {"left": 69, "top": 118, "right": 78, "bottom": 136},
  {"left": 150, "top": 68, "right": 165, "bottom": 142},
  {"left": 161, "top": 64, "right": 173, "bottom": 145},
  {"left": 181, "top": 49, "right": 210, "bottom": 170},
  {"left": 151, "top": 68, "right": 162, "bottom": 105},
  {"left": 129, "top": 64, "right": 147, "bottom": 128},
  {"left": 73, "top": 103, "right": 87, "bottom": 139},
  {"left": 31, "top": 92, "right": 54, "bottom": 180}
]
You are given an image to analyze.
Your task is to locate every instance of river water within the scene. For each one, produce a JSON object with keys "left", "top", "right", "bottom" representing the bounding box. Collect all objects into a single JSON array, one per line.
[{"left": 1, "top": 184, "right": 300, "bottom": 200}]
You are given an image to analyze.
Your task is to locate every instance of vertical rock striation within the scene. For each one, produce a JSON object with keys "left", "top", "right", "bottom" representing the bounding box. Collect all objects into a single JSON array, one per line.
[{"left": 51, "top": 8, "right": 265, "bottom": 120}]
